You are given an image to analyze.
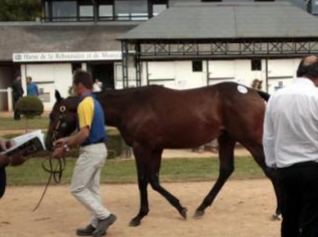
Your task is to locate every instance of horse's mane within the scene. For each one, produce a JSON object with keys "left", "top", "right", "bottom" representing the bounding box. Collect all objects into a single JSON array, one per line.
[
  {"left": 61, "top": 86, "right": 163, "bottom": 105},
  {"left": 97, "top": 85, "right": 164, "bottom": 95},
  {"left": 65, "top": 95, "right": 81, "bottom": 103}
]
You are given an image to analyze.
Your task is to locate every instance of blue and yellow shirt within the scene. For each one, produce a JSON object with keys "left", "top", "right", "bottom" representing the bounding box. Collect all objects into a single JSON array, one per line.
[{"left": 77, "top": 94, "right": 107, "bottom": 146}]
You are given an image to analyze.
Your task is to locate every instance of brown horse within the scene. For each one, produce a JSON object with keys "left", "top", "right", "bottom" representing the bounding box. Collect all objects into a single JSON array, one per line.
[{"left": 46, "top": 82, "right": 280, "bottom": 227}]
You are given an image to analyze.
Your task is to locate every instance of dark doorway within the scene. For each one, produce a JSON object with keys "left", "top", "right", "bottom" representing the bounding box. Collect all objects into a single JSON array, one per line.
[{"left": 89, "top": 62, "right": 114, "bottom": 90}]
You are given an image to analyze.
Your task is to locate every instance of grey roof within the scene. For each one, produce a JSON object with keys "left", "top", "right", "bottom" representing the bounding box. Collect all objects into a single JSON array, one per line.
[
  {"left": 119, "top": 2, "right": 318, "bottom": 41},
  {"left": 0, "top": 22, "right": 138, "bottom": 61}
]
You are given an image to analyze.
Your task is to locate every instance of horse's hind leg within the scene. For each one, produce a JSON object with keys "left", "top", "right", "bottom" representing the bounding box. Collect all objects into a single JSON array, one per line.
[
  {"left": 245, "top": 144, "right": 281, "bottom": 219},
  {"left": 194, "top": 133, "right": 236, "bottom": 218},
  {"left": 148, "top": 149, "right": 187, "bottom": 219}
]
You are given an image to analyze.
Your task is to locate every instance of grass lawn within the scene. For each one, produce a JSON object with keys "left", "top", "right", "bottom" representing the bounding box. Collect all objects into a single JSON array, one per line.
[
  {"left": 6, "top": 156, "right": 266, "bottom": 186},
  {"left": 0, "top": 117, "right": 49, "bottom": 131}
]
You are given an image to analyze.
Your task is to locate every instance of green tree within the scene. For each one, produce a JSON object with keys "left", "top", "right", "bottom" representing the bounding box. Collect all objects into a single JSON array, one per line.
[{"left": 0, "top": 0, "right": 42, "bottom": 21}]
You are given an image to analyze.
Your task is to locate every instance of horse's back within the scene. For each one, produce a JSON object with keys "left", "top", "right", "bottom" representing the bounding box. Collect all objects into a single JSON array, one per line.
[{"left": 113, "top": 82, "right": 265, "bottom": 148}]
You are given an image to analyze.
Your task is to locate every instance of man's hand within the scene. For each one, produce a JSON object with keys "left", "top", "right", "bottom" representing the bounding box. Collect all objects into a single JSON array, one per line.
[
  {"left": 52, "top": 146, "right": 66, "bottom": 160},
  {"left": 0, "top": 139, "right": 16, "bottom": 151},
  {"left": 53, "top": 137, "right": 70, "bottom": 148},
  {"left": 0, "top": 139, "right": 7, "bottom": 151},
  {"left": 0, "top": 151, "right": 26, "bottom": 168},
  {"left": 10, "top": 151, "right": 27, "bottom": 166}
]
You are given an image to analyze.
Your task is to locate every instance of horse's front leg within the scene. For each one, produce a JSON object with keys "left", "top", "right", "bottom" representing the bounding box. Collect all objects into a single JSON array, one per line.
[
  {"left": 148, "top": 149, "right": 187, "bottom": 219},
  {"left": 194, "top": 133, "right": 236, "bottom": 218},
  {"left": 129, "top": 147, "right": 150, "bottom": 227}
]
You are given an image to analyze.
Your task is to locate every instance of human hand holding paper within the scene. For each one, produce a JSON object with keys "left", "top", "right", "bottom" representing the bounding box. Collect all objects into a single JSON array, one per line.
[
  {"left": 1, "top": 130, "right": 45, "bottom": 156},
  {"left": 0, "top": 139, "right": 23, "bottom": 167},
  {"left": 0, "top": 138, "right": 15, "bottom": 151}
]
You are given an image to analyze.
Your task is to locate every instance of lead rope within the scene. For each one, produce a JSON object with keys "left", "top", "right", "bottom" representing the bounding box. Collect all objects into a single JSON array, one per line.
[{"left": 32, "top": 155, "right": 66, "bottom": 212}]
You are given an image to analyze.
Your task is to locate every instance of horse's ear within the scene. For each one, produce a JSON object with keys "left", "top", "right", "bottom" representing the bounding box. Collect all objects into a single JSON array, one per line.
[{"left": 55, "top": 90, "right": 63, "bottom": 102}]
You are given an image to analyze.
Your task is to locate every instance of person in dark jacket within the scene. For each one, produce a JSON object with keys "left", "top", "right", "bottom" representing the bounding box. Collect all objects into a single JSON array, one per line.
[{"left": 11, "top": 76, "right": 24, "bottom": 120}]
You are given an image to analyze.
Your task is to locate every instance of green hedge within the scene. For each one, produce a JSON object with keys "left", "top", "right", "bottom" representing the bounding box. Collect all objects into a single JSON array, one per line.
[{"left": 3, "top": 129, "right": 127, "bottom": 159}]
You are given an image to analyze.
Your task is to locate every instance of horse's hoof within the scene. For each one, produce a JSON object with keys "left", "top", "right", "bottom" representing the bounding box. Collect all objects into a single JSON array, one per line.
[
  {"left": 180, "top": 208, "right": 187, "bottom": 220},
  {"left": 129, "top": 218, "right": 141, "bottom": 227},
  {"left": 271, "top": 213, "right": 281, "bottom": 221},
  {"left": 193, "top": 209, "right": 205, "bottom": 219}
]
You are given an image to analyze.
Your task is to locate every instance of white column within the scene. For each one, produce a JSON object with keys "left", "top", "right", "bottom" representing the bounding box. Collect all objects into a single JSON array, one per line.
[
  {"left": 7, "top": 87, "right": 12, "bottom": 111},
  {"left": 81, "top": 63, "right": 87, "bottom": 71},
  {"left": 20, "top": 64, "right": 27, "bottom": 96}
]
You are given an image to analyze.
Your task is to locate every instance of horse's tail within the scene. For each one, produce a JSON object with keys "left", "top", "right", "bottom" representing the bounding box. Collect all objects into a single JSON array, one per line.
[{"left": 255, "top": 90, "right": 270, "bottom": 102}]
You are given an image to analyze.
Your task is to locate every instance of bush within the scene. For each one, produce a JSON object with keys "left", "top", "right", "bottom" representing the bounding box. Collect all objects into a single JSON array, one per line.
[
  {"left": 16, "top": 96, "right": 44, "bottom": 119},
  {"left": 15, "top": 96, "right": 44, "bottom": 132}
]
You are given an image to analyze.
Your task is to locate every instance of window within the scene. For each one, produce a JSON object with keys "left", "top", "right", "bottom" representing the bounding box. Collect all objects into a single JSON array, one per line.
[
  {"left": 153, "top": 4, "right": 167, "bottom": 16},
  {"left": 98, "top": 0, "right": 114, "bottom": 20},
  {"left": 192, "top": 60, "right": 203, "bottom": 72},
  {"left": 115, "top": 0, "right": 148, "bottom": 20},
  {"left": 52, "top": 1, "right": 77, "bottom": 21},
  {"left": 99, "top": 5, "right": 113, "bottom": 19},
  {"left": 80, "top": 6, "right": 94, "bottom": 17},
  {"left": 312, "top": 0, "right": 318, "bottom": 14},
  {"left": 251, "top": 59, "right": 262, "bottom": 71},
  {"left": 79, "top": 0, "right": 94, "bottom": 19},
  {"left": 152, "top": 0, "right": 168, "bottom": 16}
]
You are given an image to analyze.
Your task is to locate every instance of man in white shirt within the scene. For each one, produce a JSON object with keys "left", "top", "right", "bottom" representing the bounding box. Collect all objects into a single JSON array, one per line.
[{"left": 263, "top": 55, "right": 318, "bottom": 237}]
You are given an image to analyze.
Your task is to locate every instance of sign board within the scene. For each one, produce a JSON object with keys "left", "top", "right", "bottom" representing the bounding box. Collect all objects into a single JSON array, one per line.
[{"left": 13, "top": 51, "right": 122, "bottom": 62}]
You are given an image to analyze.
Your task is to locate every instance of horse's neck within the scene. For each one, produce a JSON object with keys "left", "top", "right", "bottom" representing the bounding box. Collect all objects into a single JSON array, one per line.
[{"left": 96, "top": 92, "right": 130, "bottom": 127}]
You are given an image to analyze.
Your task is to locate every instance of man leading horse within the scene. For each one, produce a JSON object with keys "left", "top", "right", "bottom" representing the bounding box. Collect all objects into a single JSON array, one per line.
[{"left": 51, "top": 70, "right": 117, "bottom": 237}]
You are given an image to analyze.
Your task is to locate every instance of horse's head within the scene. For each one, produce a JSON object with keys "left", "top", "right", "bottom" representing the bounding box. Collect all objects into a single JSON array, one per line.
[{"left": 46, "top": 91, "right": 79, "bottom": 151}]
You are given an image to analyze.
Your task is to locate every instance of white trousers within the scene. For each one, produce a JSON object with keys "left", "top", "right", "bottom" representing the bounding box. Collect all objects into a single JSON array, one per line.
[{"left": 70, "top": 143, "right": 110, "bottom": 227}]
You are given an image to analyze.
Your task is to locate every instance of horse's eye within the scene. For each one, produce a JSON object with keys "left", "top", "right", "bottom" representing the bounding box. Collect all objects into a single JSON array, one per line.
[{"left": 60, "top": 106, "right": 66, "bottom": 113}]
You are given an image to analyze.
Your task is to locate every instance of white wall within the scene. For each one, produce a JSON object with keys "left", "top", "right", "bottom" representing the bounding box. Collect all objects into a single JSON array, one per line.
[
  {"left": 148, "top": 61, "right": 176, "bottom": 88},
  {"left": 21, "top": 63, "right": 72, "bottom": 110},
  {"left": 266, "top": 59, "right": 300, "bottom": 94},
  {"left": 147, "top": 61, "right": 207, "bottom": 89},
  {"left": 208, "top": 60, "right": 235, "bottom": 85},
  {"left": 175, "top": 61, "right": 206, "bottom": 89},
  {"left": 138, "top": 58, "right": 302, "bottom": 93}
]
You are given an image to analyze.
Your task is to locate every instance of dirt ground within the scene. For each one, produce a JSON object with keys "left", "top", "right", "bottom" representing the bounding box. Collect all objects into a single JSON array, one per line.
[{"left": 0, "top": 180, "right": 281, "bottom": 237}]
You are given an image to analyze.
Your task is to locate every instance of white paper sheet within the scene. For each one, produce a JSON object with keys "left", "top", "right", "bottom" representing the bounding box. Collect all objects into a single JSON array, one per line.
[{"left": 1, "top": 130, "right": 46, "bottom": 155}]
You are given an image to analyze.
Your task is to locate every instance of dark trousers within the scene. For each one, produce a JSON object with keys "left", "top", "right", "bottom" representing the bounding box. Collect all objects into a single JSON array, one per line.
[
  {"left": 13, "top": 98, "right": 21, "bottom": 120},
  {"left": 278, "top": 162, "right": 318, "bottom": 237},
  {"left": 0, "top": 168, "right": 6, "bottom": 199}
]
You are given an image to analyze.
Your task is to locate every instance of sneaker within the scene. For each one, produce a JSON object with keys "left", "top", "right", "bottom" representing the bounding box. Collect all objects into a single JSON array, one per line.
[
  {"left": 76, "top": 224, "right": 106, "bottom": 236},
  {"left": 92, "top": 214, "right": 117, "bottom": 237}
]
